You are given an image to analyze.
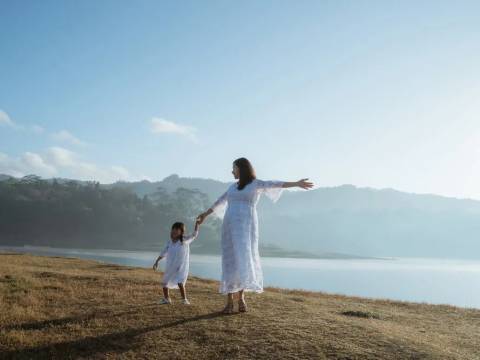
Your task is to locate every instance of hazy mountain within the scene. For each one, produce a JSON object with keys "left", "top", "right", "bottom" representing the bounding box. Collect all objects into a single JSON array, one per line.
[
  {"left": 108, "top": 175, "right": 480, "bottom": 259},
  {"left": 3, "top": 173, "right": 480, "bottom": 259},
  {"left": 258, "top": 185, "right": 480, "bottom": 259},
  {"left": 107, "top": 174, "right": 229, "bottom": 201}
]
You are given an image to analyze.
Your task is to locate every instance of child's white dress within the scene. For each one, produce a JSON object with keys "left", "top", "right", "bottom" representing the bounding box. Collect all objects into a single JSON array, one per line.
[
  {"left": 159, "top": 230, "right": 199, "bottom": 288},
  {"left": 210, "top": 179, "right": 284, "bottom": 294}
]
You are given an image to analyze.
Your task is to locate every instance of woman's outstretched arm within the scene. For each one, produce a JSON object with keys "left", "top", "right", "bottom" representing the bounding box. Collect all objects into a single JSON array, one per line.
[
  {"left": 196, "top": 190, "right": 228, "bottom": 224},
  {"left": 256, "top": 178, "right": 313, "bottom": 203},
  {"left": 257, "top": 178, "right": 313, "bottom": 190},
  {"left": 282, "top": 178, "right": 314, "bottom": 189}
]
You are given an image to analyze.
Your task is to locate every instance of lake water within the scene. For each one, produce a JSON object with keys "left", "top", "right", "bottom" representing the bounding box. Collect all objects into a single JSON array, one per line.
[{"left": 2, "top": 246, "right": 480, "bottom": 309}]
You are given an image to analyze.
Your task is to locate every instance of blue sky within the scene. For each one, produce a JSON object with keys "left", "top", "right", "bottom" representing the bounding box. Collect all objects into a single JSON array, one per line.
[{"left": 1, "top": 0, "right": 480, "bottom": 199}]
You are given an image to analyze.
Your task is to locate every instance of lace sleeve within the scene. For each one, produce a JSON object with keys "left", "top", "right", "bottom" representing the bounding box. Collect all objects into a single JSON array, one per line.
[
  {"left": 210, "top": 189, "right": 229, "bottom": 219},
  {"left": 183, "top": 230, "right": 199, "bottom": 245},
  {"left": 255, "top": 179, "right": 285, "bottom": 203}
]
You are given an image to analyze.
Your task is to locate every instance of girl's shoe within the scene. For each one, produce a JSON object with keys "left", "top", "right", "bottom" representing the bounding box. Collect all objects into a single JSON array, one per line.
[
  {"left": 238, "top": 299, "right": 248, "bottom": 313},
  {"left": 181, "top": 298, "right": 191, "bottom": 305},
  {"left": 222, "top": 302, "right": 234, "bottom": 314},
  {"left": 158, "top": 298, "right": 172, "bottom": 305}
]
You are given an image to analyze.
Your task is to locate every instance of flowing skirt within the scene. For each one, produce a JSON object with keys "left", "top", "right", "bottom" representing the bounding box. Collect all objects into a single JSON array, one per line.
[{"left": 220, "top": 204, "right": 263, "bottom": 294}]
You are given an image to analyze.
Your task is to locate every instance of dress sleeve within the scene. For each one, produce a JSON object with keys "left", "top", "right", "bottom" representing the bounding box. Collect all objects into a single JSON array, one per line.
[
  {"left": 209, "top": 189, "right": 229, "bottom": 219},
  {"left": 159, "top": 241, "right": 170, "bottom": 258},
  {"left": 255, "top": 179, "right": 285, "bottom": 203},
  {"left": 183, "top": 230, "right": 199, "bottom": 245}
]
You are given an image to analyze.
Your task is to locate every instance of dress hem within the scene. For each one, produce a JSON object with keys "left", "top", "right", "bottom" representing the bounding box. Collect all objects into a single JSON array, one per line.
[
  {"left": 161, "top": 281, "right": 187, "bottom": 289},
  {"left": 219, "top": 285, "right": 264, "bottom": 294}
]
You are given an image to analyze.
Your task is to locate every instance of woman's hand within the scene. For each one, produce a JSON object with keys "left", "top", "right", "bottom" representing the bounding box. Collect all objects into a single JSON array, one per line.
[
  {"left": 296, "top": 178, "right": 314, "bottom": 190},
  {"left": 152, "top": 261, "right": 158, "bottom": 271}
]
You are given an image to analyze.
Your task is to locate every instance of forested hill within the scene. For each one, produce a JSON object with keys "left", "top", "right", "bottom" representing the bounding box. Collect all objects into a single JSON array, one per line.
[{"left": 0, "top": 175, "right": 221, "bottom": 253}]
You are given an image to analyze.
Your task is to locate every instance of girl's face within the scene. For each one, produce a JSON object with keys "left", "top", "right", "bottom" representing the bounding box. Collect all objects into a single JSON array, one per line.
[
  {"left": 232, "top": 164, "right": 240, "bottom": 179},
  {"left": 170, "top": 228, "right": 183, "bottom": 240}
]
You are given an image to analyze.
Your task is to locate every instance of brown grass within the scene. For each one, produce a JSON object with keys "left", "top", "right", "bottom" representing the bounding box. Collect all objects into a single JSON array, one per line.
[{"left": 1, "top": 253, "right": 479, "bottom": 360}]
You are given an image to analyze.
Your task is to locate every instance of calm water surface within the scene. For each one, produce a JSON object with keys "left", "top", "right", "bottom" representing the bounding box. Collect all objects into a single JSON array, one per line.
[{"left": 2, "top": 246, "right": 479, "bottom": 309}]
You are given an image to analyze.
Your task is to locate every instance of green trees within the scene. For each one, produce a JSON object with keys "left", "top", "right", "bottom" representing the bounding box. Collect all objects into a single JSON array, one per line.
[{"left": 0, "top": 177, "right": 221, "bottom": 252}]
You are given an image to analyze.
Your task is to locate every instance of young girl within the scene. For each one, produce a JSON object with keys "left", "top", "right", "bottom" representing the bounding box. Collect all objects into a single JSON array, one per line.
[{"left": 152, "top": 220, "right": 200, "bottom": 305}]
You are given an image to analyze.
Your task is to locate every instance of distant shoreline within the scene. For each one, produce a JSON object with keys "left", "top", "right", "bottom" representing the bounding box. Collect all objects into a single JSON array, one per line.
[{"left": 0, "top": 244, "right": 382, "bottom": 261}]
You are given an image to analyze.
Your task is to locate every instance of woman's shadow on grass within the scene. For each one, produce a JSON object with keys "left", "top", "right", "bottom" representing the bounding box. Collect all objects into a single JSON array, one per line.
[{"left": 1, "top": 307, "right": 230, "bottom": 359}]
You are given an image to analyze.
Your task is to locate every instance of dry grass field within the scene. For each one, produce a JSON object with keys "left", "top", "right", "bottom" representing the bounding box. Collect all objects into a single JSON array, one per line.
[{"left": 1, "top": 253, "right": 479, "bottom": 359}]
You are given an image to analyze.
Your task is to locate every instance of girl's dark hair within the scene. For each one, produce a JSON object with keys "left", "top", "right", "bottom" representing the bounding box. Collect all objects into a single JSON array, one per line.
[
  {"left": 171, "top": 222, "right": 186, "bottom": 242},
  {"left": 234, "top": 157, "right": 256, "bottom": 190}
]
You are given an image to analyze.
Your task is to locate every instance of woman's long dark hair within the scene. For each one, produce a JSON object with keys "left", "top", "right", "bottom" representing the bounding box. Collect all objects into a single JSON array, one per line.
[
  {"left": 234, "top": 157, "right": 256, "bottom": 190},
  {"left": 171, "top": 222, "right": 186, "bottom": 242}
]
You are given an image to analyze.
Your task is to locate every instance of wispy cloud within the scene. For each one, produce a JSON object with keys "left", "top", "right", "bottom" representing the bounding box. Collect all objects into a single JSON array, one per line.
[
  {"left": 0, "top": 110, "right": 15, "bottom": 127},
  {"left": 22, "top": 152, "right": 57, "bottom": 176},
  {"left": 46, "top": 146, "right": 76, "bottom": 167},
  {"left": 0, "top": 109, "right": 47, "bottom": 134},
  {"left": 31, "top": 125, "right": 45, "bottom": 134},
  {"left": 1, "top": 108, "right": 87, "bottom": 147},
  {"left": 0, "top": 147, "right": 144, "bottom": 183},
  {"left": 51, "top": 130, "right": 87, "bottom": 146},
  {"left": 0, "top": 109, "right": 147, "bottom": 182},
  {"left": 150, "top": 117, "right": 198, "bottom": 142},
  {"left": 0, "top": 151, "right": 57, "bottom": 178},
  {"left": 45, "top": 146, "right": 132, "bottom": 182}
]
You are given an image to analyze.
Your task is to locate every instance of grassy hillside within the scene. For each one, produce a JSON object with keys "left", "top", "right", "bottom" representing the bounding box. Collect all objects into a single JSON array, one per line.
[{"left": 1, "top": 253, "right": 479, "bottom": 359}]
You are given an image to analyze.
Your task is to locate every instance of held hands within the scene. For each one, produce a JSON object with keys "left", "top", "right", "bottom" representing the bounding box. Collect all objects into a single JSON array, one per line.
[
  {"left": 296, "top": 178, "right": 314, "bottom": 190},
  {"left": 196, "top": 212, "right": 207, "bottom": 225},
  {"left": 194, "top": 217, "right": 202, "bottom": 230}
]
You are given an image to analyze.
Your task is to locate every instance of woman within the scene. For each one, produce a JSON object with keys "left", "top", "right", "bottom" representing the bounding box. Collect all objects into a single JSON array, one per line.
[{"left": 196, "top": 157, "right": 313, "bottom": 313}]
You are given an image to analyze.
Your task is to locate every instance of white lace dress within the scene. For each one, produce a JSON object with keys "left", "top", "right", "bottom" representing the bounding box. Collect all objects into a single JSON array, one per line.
[
  {"left": 210, "top": 179, "right": 284, "bottom": 294},
  {"left": 158, "top": 230, "right": 198, "bottom": 288}
]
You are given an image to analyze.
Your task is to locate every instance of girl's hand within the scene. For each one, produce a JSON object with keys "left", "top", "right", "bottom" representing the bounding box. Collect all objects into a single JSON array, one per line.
[
  {"left": 153, "top": 262, "right": 158, "bottom": 271},
  {"left": 297, "top": 178, "right": 314, "bottom": 190}
]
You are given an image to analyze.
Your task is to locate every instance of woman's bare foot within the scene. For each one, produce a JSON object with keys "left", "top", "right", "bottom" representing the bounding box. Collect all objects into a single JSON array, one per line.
[
  {"left": 238, "top": 299, "right": 247, "bottom": 313},
  {"left": 222, "top": 302, "right": 234, "bottom": 314}
]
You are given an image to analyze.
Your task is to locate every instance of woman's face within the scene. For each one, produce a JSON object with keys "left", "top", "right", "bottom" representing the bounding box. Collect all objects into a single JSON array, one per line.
[{"left": 232, "top": 164, "right": 240, "bottom": 179}]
